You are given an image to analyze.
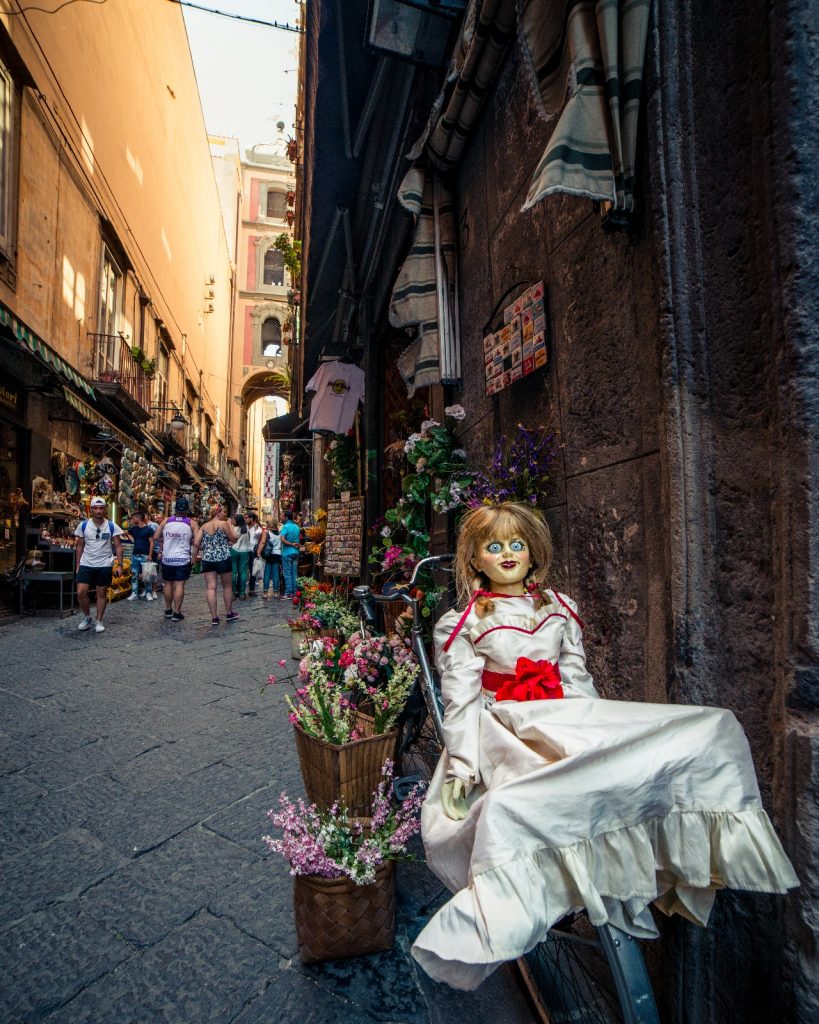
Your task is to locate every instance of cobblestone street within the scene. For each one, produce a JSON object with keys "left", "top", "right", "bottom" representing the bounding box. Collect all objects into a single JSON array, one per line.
[{"left": 0, "top": 577, "right": 532, "bottom": 1024}]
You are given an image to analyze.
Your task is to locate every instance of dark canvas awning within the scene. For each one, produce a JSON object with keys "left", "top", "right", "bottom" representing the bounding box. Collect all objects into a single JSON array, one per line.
[{"left": 262, "top": 411, "right": 309, "bottom": 441}]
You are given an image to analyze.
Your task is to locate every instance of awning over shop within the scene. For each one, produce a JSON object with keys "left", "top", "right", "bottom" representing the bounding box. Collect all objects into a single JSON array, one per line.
[
  {"left": 0, "top": 301, "right": 96, "bottom": 397},
  {"left": 61, "top": 387, "right": 133, "bottom": 448},
  {"left": 181, "top": 460, "right": 204, "bottom": 486},
  {"left": 262, "top": 411, "right": 309, "bottom": 441},
  {"left": 519, "top": 0, "right": 650, "bottom": 213}
]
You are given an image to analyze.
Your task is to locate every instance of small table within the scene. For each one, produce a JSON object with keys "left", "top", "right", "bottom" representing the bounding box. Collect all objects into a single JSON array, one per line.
[{"left": 20, "top": 570, "right": 76, "bottom": 617}]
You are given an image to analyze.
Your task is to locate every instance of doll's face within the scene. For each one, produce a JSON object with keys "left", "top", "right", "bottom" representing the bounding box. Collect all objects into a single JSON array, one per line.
[{"left": 471, "top": 528, "right": 531, "bottom": 591}]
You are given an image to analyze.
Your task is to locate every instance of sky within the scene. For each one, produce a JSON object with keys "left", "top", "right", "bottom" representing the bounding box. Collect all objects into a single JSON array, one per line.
[{"left": 182, "top": 0, "right": 301, "bottom": 154}]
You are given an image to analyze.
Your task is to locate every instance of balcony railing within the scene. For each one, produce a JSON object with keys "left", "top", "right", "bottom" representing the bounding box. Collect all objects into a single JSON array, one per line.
[{"left": 88, "top": 333, "right": 151, "bottom": 412}]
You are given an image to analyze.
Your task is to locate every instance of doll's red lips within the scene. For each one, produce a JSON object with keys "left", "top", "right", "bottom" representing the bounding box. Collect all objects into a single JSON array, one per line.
[{"left": 500, "top": 561, "right": 518, "bottom": 569}]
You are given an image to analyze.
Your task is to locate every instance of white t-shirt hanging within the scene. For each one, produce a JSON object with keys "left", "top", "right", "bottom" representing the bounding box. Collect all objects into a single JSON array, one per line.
[{"left": 306, "top": 360, "right": 365, "bottom": 434}]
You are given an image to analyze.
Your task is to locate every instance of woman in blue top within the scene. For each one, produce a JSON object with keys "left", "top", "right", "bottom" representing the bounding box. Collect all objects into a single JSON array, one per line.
[{"left": 279, "top": 510, "right": 301, "bottom": 598}]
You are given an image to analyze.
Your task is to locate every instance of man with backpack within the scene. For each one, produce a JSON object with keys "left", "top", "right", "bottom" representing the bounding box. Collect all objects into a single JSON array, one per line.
[{"left": 74, "top": 495, "right": 124, "bottom": 633}]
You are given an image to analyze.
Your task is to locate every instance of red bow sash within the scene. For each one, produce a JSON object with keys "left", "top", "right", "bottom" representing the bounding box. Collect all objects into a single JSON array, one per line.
[{"left": 482, "top": 657, "right": 564, "bottom": 702}]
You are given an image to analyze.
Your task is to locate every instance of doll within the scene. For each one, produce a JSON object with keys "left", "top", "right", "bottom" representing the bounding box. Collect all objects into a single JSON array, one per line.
[{"left": 411, "top": 502, "right": 798, "bottom": 991}]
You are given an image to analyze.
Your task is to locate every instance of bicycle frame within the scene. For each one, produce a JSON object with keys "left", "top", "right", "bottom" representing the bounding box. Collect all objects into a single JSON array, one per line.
[{"left": 352, "top": 554, "right": 453, "bottom": 746}]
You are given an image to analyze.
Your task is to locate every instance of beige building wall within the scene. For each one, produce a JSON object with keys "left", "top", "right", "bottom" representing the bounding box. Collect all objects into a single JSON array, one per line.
[
  {"left": 0, "top": 1, "right": 234, "bottom": 467},
  {"left": 230, "top": 143, "right": 296, "bottom": 500}
]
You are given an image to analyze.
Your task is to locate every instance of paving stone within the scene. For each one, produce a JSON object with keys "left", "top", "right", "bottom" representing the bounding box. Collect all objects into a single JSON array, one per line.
[
  {"left": 0, "top": 828, "right": 128, "bottom": 927},
  {"left": 43, "top": 911, "right": 271, "bottom": 1024},
  {"left": 80, "top": 826, "right": 259, "bottom": 946},
  {"left": 208, "top": 855, "right": 298, "bottom": 956},
  {"left": 0, "top": 903, "right": 132, "bottom": 1022}
]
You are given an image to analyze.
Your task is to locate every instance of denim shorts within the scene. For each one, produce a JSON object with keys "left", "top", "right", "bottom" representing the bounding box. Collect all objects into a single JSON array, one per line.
[{"left": 76, "top": 565, "right": 113, "bottom": 588}]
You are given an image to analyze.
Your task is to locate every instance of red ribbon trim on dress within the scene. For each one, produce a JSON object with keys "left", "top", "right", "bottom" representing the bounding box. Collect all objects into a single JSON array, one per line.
[
  {"left": 442, "top": 590, "right": 518, "bottom": 652},
  {"left": 482, "top": 657, "right": 564, "bottom": 701}
]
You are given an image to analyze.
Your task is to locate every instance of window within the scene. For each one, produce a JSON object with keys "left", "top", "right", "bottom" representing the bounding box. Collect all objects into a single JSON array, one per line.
[
  {"left": 263, "top": 247, "right": 284, "bottom": 287},
  {"left": 262, "top": 317, "right": 282, "bottom": 357},
  {"left": 95, "top": 247, "right": 122, "bottom": 376},
  {"left": 154, "top": 343, "right": 169, "bottom": 428},
  {"left": 0, "top": 59, "right": 13, "bottom": 257},
  {"left": 266, "top": 190, "right": 288, "bottom": 219}
]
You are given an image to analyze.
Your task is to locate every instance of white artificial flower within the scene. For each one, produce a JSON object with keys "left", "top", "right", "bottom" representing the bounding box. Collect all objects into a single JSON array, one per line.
[
  {"left": 381, "top": 526, "right": 392, "bottom": 538},
  {"left": 421, "top": 419, "right": 440, "bottom": 433},
  {"left": 444, "top": 404, "right": 466, "bottom": 420},
  {"left": 404, "top": 432, "right": 421, "bottom": 453},
  {"left": 329, "top": 440, "right": 337, "bottom": 450},
  {"left": 452, "top": 448, "right": 467, "bottom": 459}
]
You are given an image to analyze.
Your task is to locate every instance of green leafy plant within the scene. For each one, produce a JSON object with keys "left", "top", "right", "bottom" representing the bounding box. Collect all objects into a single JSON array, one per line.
[
  {"left": 274, "top": 233, "right": 302, "bottom": 280},
  {"left": 324, "top": 434, "right": 357, "bottom": 495}
]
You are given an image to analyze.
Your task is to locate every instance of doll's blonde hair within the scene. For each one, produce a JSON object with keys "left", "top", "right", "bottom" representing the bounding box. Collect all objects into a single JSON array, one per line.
[{"left": 455, "top": 502, "right": 553, "bottom": 614}]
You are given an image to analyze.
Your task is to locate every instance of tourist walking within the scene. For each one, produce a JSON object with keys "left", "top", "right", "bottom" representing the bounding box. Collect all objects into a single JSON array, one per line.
[
  {"left": 230, "top": 513, "right": 252, "bottom": 599},
  {"left": 124, "top": 509, "right": 156, "bottom": 601},
  {"left": 261, "top": 519, "right": 282, "bottom": 598},
  {"left": 280, "top": 509, "right": 301, "bottom": 598},
  {"left": 74, "top": 496, "right": 124, "bottom": 633},
  {"left": 192, "top": 505, "right": 239, "bottom": 624},
  {"left": 151, "top": 497, "right": 197, "bottom": 621},
  {"left": 245, "top": 511, "right": 263, "bottom": 597}
]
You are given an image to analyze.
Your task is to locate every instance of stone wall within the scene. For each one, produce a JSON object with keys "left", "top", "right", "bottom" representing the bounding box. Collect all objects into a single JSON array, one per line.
[{"left": 449, "top": 1, "right": 817, "bottom": 1019}]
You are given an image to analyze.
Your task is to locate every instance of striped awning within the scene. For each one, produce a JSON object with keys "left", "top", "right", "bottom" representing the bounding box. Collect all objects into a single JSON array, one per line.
[
  {"left": 519, "top": 0, "right": 651, "bottom": 213},
  {"left": 0, "top": 301, "right": 96, "bottom": 397},
  {"left": 61, "top": 387, "right": 133, "bottom": 448}
]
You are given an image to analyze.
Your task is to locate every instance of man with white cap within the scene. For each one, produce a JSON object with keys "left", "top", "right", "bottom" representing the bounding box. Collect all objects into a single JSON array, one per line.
[{"left": 74, "top": 496, "right": 124, "bottom": 633}]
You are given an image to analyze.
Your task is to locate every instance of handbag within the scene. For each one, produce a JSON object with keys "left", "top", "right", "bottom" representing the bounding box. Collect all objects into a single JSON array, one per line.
[
  {"left": 262, "top": 535, "right": 276, "bottom": 559},
  {"left": 252, "top": 557, "right": 265, "bottom": 578},
  {"left": 141, "top": 561, "right": 158, "bottom": 581}
]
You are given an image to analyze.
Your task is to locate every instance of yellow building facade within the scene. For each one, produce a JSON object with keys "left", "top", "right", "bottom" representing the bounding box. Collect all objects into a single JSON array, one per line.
[{"left": 0, "top": 2, "right": 239, "bottom": 589}]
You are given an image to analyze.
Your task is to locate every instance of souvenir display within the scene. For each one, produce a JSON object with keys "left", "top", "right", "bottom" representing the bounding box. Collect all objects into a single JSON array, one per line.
[{"left": 484, "top": 280, "right": 548, "bottom": 395}]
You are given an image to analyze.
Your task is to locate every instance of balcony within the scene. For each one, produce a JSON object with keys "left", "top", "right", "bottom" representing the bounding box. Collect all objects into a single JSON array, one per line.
[{"left": 88, "top": 333, "right": 152, "bottom": 422}]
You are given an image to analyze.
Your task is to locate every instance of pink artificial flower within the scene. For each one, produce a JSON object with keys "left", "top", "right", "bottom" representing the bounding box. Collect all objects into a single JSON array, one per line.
[
  {"left": 267, "top": 674, "right": 277, "bottom": 685},
  {"left": 278, "top": 659, "right": 287, "bottom": 667}
]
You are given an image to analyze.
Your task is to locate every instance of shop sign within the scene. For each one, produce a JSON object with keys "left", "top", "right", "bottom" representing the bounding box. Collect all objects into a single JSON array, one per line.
[{"left": 0, "top": 383, "right": 20, "bottom": 415}]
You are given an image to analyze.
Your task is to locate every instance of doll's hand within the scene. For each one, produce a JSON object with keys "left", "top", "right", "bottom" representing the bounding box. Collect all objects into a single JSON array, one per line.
[{"left": 441, "top": 778, "right": 471, "bottom": 820}]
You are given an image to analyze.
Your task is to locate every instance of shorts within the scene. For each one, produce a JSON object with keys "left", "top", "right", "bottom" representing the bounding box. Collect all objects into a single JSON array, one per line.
[
  {"left": 161, "top": 562, "right": 192, "bottom": 582},
  {"left": 201, "top": 557, "right": 232, "bottom": 575},
  {"left": 76, "top": 565, "right": 113, "bottom": 588}
]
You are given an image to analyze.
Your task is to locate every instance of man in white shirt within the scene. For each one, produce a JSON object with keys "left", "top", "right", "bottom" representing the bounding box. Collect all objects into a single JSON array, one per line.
[{"left": 74, "top": 496, "right": 124, "bottom": 633}]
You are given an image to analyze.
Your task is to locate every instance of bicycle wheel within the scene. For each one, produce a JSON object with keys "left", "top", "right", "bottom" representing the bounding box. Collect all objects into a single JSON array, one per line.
[
  {"left": 398, "top": 711, "right": 443, "bottom": 783},
  {"left": 518, "top": 915, "right": 660, "bottom": 1024}
]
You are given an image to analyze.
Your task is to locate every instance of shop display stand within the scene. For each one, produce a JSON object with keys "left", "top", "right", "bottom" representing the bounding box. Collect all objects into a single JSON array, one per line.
[{"left": 21, "top": 510, "right": 81, "bottom": 617}]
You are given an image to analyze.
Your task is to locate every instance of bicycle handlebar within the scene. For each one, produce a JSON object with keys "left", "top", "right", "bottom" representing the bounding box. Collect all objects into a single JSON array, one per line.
[{"left": 352, "top": 554, "right": 455, "bottom": 607}]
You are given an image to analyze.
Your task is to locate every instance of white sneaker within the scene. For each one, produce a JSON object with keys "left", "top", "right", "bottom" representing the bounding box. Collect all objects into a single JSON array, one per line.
[
  {"left": 78, "top": 615, "right": 93, "bottom": 631},
  {"left": 94, "top": 620, "right": 106, "bottom": 633},
  {"left": 126, "top": 593, "right": 138, "bottom": 602},
  {"left": 145, "top": 592, "right": 155, "bottom": 602}
]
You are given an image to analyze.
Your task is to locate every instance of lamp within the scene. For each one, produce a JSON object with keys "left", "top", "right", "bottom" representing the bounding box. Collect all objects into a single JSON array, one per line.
[
  {"left": 152, "top": 404, "right": 188, "bottom": 430},
  {"left": 366, "top": 0, "right": 465, "bottom": 66}
]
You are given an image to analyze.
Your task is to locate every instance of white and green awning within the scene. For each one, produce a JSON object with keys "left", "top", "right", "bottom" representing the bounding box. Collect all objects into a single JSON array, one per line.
[{"left": 0, "top": 300, "right": 96, "bottom": 397}]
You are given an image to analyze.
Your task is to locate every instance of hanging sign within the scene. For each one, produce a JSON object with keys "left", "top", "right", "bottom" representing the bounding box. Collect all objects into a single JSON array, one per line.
[
  {"left": 484, "top": 280, "right": 547, "bottom": 395},
  {"left": 323, "top": 497, "right": 364, "bottom": 577}
]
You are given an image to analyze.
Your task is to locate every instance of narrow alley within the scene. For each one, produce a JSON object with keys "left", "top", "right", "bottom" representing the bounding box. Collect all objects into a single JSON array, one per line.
[{"left": 0, "top": 579, "right": 532, "bottom": 1024}]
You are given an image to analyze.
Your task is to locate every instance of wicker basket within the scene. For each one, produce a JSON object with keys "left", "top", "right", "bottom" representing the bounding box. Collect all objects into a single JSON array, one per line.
[
  {"left": 293, "top": 859, "right": 396, "bottom": 963},
  {"left": 293, "top": 712, "right": 399, "bottom": 816}
]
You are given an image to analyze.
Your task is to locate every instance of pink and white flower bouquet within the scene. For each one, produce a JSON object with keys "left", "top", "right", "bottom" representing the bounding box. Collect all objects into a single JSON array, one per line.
[
  {"left": 263, "top": 760, "right": 426, "bottom": 885},
  {"left": 341, "top": 632, "right": 420, "bottom": 733}
]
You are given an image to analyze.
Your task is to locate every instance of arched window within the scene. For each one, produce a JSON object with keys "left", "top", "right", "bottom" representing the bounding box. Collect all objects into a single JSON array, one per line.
[
  {"left": 262, "top": 317, "right": 282, "bottom": 356},
  {"left": 263, "top": 248, "right": 284, "bottom": 286},
  {"left": 266, "top": 190, "right": 288, "bottom": 219}
]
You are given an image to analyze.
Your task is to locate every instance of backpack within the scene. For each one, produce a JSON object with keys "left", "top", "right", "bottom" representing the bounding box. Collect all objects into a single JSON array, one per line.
[
  {"left": 81, "top": 519, "right": 117, "bottom": 552},
  {"left": 262, "top": 532, "right": 276, "bottom": 559}
]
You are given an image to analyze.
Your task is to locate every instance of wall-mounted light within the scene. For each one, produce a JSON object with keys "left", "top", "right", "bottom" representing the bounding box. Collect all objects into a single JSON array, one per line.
[{"left": 151, "top": 403, "right": 188, "bottom": 430}]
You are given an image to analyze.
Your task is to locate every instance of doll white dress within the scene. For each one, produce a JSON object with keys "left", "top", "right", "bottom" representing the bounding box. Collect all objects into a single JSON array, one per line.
[{"left": 411, "top": 591, "right": 798, "bottom": 991}]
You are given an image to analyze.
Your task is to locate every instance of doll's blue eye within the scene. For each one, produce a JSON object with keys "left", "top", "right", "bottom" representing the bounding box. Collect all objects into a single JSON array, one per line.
[
  {"left": 510, "top": 540, "right": 525, "bottom": 552},
  {"left": 486, "top": 542, "right": 502, "bottom": 554}
]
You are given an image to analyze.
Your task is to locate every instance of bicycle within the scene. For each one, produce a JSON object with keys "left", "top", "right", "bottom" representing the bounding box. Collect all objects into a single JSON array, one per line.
[{"left": 353, "top": 554, "right": 661, "bottom": 1024}]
